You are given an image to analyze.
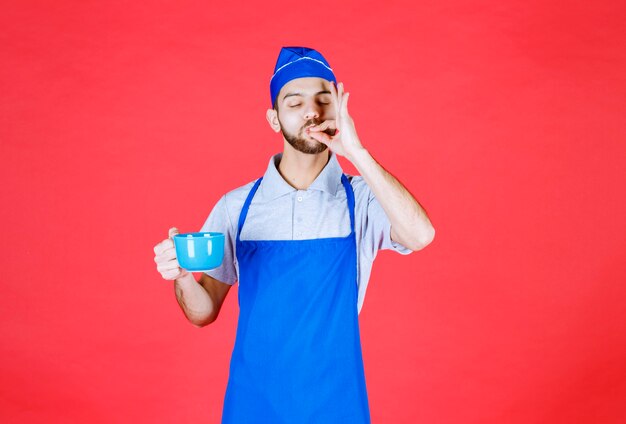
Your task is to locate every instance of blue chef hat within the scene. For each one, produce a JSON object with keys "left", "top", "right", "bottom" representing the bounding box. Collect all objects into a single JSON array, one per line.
[{"left": 270, "top": 46, "right": 336, "bottom": 108}]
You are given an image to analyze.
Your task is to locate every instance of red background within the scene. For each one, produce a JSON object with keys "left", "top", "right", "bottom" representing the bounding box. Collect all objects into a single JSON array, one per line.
[{"left": 2, "top": 1, "right": 625, "bottom": 423}]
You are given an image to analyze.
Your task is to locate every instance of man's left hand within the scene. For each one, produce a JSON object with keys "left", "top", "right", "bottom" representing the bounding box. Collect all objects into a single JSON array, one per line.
[{"left": 306, "top": 81, "right": 366, "bottom": 161}]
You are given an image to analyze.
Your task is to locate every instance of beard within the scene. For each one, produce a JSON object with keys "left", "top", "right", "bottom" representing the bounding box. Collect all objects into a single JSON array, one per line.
[{"left": 279, "top": 117, "right": 329, "bottom": 155}]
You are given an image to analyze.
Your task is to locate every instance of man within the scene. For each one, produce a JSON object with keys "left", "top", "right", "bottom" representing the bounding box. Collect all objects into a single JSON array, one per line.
[{"left": 153, "top": 46, "right": 435, "bottom": 423}]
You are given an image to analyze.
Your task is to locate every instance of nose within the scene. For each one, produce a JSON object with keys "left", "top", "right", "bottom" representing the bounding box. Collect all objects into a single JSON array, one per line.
[{"left": 302, "top": 100, "right": 321, "bottom": 121}]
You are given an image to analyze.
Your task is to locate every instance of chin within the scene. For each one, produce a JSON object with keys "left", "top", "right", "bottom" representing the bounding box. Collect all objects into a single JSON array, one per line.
[{"left": 296, "top": 140, "right": 328, "bottom": 155}]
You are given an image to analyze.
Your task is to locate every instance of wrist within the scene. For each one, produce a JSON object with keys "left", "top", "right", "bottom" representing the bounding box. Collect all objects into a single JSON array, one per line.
[
  {"left": 175, "top": 270, "right": 195, "bottom": 285},
  {"left": 347, "top": 147, "right": 372, "bottom": 170}
]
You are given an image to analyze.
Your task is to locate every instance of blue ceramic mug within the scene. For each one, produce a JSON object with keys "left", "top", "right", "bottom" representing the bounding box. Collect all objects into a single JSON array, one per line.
[{"left": 173, "top": 232, "right": 225, "bottom": 272}]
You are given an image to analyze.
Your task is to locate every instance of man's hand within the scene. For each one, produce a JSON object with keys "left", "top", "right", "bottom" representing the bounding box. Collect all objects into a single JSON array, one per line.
[
  {"left": 154, "top": 227, "right": 189, "bottom": 280},
  {"left": 309, "top": 82, "right": 435, "bottom": 251},
  {"left": 306, "top": 81, "right": 366, "bottom": 162}
]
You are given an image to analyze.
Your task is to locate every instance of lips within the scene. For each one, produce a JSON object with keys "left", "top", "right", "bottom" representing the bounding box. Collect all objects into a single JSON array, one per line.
[{"left": 303, "top": 124, "right": 316, "bottom": 136}]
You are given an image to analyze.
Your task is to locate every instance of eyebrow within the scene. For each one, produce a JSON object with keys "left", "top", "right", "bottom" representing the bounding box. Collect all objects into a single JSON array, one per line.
[{"left": 282, "top": 90, "right": 332, "bottom": 103}]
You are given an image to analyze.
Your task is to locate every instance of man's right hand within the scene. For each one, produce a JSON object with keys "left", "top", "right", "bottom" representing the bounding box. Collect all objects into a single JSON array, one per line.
[{"left": 153, "top": 227, "right": 189, "bottom": 280}]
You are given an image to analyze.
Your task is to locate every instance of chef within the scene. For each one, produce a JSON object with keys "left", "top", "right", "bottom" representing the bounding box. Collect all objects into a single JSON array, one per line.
[{"left": 153, "top": 46, "right": 435, "bottom": 423}]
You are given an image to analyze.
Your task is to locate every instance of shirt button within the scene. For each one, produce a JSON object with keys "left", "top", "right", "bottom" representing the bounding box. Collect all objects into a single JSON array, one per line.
[{"left": 297, "top": 196, "right": 303, "bottom": 202}]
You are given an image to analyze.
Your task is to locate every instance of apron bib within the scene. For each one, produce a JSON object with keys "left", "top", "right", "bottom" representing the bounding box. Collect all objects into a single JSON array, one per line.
[{"left": 221, "top": 174, "right": 370, "bottom": 424}]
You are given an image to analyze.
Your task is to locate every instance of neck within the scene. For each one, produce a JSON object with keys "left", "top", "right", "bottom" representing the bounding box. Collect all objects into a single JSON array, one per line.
[{"left": 278, "top": 143, "right": 330, "bottom": 190}]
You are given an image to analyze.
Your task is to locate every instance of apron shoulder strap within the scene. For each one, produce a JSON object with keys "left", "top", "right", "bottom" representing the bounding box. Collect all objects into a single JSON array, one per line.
[
  {"left": 237, "top": 177, "right": 263, "bottom": 242},
  {"left": 340, "top": 174, "right": 356, "bottom": 235}
]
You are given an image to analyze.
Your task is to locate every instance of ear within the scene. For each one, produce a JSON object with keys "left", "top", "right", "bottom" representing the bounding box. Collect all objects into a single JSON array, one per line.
[{"left": 266, "top": 108, "right": 281, "bottom": 133}]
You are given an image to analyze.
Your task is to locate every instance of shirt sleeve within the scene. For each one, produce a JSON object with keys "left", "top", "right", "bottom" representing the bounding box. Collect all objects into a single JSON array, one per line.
[
  {"left": 198, "top": 195, "right": 238, "bottom": 285},
  {"left": 361, "top": 187, "right": 413, "bottom": 260}
]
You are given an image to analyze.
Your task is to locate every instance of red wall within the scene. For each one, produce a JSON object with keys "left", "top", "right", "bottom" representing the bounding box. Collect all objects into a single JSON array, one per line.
[{"left": 2, "top": 1, "right": 625, "bottom": 423}]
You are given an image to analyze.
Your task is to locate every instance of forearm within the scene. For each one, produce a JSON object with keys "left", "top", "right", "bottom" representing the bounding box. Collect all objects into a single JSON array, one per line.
[
  {"left": 349, "top": 148, "right": 435, "bottom": 250},
  {"left": 174, "top": 273, "right": 216, "bottom": 327}
]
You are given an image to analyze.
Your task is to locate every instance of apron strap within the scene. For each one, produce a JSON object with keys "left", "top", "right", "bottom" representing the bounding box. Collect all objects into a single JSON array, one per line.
[
  {"left": 237, "top": 177, "right": 263, "bottom": 242},
  {"left": 237, "top": 173, "right": 356, "bottom": 242},
  {"left": 341, "top": 174, "right": 356, "bottom": 235}
]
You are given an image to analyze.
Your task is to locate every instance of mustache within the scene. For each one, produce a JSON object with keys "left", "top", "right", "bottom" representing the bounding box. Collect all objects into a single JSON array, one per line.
[{"left": 303, "top": 119, "right": 322, "bottom": 129}]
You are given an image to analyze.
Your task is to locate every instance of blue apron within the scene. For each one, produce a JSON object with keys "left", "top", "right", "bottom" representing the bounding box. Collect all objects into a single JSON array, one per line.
[{"left": 221, "top": 174, "right": 371, "bottom": 424}]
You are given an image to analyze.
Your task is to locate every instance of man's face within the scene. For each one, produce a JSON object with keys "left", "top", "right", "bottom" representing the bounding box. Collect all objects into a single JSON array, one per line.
[{"left": 273, "top": 77, "right": 336, "bottom": 154}]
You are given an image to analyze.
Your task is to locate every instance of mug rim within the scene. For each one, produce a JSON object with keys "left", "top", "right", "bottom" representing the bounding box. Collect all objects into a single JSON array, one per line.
[{"left": 173, "top": 232, "right": 225, "bottom": 239}]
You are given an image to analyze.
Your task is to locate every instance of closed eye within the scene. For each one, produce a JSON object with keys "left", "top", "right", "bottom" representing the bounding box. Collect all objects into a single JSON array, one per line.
[{"left": 288, "top": 101, "right": 330, "bottom": 108}]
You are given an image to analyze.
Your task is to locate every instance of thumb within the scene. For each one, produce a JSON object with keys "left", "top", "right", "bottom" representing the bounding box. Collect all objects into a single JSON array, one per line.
[{"left": 168, "top": 227, "right": 179, "bottom": 239}]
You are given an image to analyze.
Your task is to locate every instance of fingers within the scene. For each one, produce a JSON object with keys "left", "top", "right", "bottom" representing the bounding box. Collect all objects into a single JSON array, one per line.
[
  {"left": 153, "top": 237, "right": 174, "bottom": 255},
  {"left": 157, "top": 259, "right": 182, "bottom": 273},
  {"left": 153, "top": 239, "right": 177, "bottom": 265},
  {"left": 308, "top": 119, "right": 336, "bottom": 132},
  {"left": 154, "top": 247, "right": 177, "bottom": 263},
  {"left": 329, "top": 81, "right": 348, "bottom": 117},
  {"left": 307, "top": 129, "right": 332, "bottom": 145},
  {"left": 330, "top": 81, "right": 339, "bottom": 112},
  {"left": 154, "top": 227, "right": 179, "bottom": 255},
  {"left": 154, "top": 227, "right": 186, "bottom": 280},
  {"left": 155, "top": 243, "right": 185, "bottom": 280},
  {"left": 157, "top": 256, "right": 186, "bottom": 280},
  {"left": 337, "top": 82, "right": 348, "bottom": 114}
]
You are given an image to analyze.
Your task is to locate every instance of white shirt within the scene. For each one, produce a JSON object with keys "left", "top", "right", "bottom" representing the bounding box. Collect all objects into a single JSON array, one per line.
[{"left": 200, "top": 152, "right": 412, "bottom": 313}]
